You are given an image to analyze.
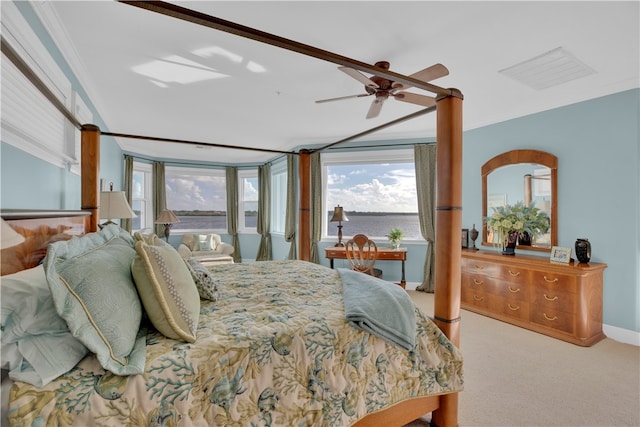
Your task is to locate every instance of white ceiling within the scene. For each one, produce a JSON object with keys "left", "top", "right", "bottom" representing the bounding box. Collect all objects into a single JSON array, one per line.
[{"left": 44, "top": 1, "right": 638, "bottom": 165}]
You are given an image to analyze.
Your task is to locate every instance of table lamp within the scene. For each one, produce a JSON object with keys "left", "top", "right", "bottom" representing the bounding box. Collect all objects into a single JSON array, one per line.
[
  {"left": 329, "top": 205, "right": 349, "bottom": 247},
  {"left": 100, "top": 182, "right": 137, "bottom": 226},
  {"left": 155, "top": 209, "right": 180, "bottom": 241}
]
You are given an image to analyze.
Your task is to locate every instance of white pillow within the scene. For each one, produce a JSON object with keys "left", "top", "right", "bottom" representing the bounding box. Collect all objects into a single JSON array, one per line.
[
  {"left": 197, "top": 234, "right": 215, "bottom": 251},
  {"left": 1, "top": 265, "right": 88, "bottom": 386}
]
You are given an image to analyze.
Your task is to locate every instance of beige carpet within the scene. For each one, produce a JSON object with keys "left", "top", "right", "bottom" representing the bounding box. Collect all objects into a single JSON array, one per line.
[{"left": 404, "top": 291, "right": 640, "bottom": 427}]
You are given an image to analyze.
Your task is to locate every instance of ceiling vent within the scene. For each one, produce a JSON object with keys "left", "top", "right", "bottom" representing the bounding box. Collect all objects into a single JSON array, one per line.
[{"left": 499, "top": 47, "right": 596, "bottom": 90}]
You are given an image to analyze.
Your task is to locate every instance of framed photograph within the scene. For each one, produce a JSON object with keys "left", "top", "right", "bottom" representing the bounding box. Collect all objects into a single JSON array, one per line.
[
  {"left": 550, "top": 246, "right": 571, "bottom": 264},
  {"left": 461, "top": 228, "right": 469, "bottom": 249}
]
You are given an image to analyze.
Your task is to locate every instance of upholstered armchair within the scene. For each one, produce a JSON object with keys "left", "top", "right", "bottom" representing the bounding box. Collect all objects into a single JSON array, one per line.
[{"left": 177, "top": 233, "right": 234, "bottom": 265}]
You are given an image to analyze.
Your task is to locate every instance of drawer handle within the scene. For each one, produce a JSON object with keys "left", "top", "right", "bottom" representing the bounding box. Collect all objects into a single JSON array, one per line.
[
  {"left": 473, "top": 295, "right": 484, "bottom": 302},
  {"left": 474, "top": 264, "right": 484, "bottom": 270},
  {"left": 508, "top": 304, "right": 520, "bottom": 311},
  {"left": 543, "top": 313, "right": 558, "bottom": 321},
  {"left": 473, "top": 279, "right": 484, "bottom": 285},
  {"left": 544, "top": 294, "right": 558, "bottom": 302},
  {"left": 508, "top": 270, "right": 520, "bottom": 277},
  {"left": 508, "top": 286, "right": 520, "bottom": 293},
  {"left": 543, "top": 276, "right": 559, "bottom": 283}
]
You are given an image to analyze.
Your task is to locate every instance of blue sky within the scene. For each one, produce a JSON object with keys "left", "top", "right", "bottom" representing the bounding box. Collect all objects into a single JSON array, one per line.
[{"left": 137, "top": 163, "right": 417, "bottom": 213}]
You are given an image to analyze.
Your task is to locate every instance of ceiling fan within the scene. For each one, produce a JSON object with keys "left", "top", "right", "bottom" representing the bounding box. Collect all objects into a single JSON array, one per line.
[{"left": 316, "top": 61, "right": 449, "bottom": 119}]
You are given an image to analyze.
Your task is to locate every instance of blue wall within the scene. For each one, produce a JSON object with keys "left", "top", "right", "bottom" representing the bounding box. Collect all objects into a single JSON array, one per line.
[{"left": 462, "top": 89, "right": 639, "bottom": 332}]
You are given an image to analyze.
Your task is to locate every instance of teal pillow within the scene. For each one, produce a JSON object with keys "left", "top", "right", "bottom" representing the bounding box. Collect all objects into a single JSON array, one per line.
[{"left": 44, "top": 224, "right": 146, "bottom": 375}]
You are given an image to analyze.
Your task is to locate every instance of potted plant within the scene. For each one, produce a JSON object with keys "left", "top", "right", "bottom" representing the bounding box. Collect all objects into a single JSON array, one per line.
[
  {"left": 485, "top": 202, "right": 550, "bottom": 253},
  {"left": 386, "top": 228, "right": 404, "bottom": 249},
  {"left": 509, "top": 202, "right": 550, "bottom": 246},
  {"left": 484, "top": 204, "right": 524, "bottom": 255}
]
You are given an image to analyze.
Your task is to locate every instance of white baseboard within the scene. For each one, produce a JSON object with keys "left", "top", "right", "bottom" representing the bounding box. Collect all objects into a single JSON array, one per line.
[{"left": 603, "top": 324, "right": 640, "bottom": 346}]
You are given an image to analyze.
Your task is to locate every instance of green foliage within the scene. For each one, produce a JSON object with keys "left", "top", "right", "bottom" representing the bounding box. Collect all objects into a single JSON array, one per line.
[
  {"left": 385, "top": 228, "right": 404, "bottom": 242},
  {"left": 485, "top": 202, "right": 549, "bottom": 237}
]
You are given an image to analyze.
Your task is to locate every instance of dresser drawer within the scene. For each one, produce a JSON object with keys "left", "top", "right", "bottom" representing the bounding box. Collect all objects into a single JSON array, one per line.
[
  {"left": 531, "top": 287, "right": 577, "bottom": 313},
  {"left": 530, "top": 271, "right": 577, "bottom": 293},
  {"left": 461, "top": 287, "right": 491, "bottom": 310},
  {"left": 496, "top": 297, "right": 530, "bottom": 322},
  {"left": 496, "top": 264, "right": 529, "bottom": 284},
  {"left": 461, "top": 258, "right": 500, "bottom": 278},
  {"left": 530, "top": 307, "right": 574, "bottom": 335},
  {"left": 493, "top": 279, "right": 529, "bottom": 302}
]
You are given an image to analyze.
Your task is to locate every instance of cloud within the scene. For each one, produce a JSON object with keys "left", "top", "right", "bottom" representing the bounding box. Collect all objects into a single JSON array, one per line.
[
  {"left": 166, "top": 174, "right": 226, "bottom": 211},
  {"left": 328, "top": 165, "right": 418, "bottom": 213}
]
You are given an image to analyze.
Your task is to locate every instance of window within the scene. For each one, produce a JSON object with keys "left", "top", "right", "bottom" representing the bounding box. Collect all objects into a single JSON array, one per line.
[
  {"left": 1, "top": 2, "right": 83, "bottom": 172},
  {"left": 165, "top": 166, "right": 227, "bottom": 232},
  {"left": 322, "top": 149, "right": 422, "bottom": 241},
  {"left": 238, "top": 169, "right": 258, "bottom": 231},
  {"left": 132, "top": 162, "right": 152, "bottom": 231},
  {"left": 271, "top": 160, "right": 288, "bottom": 234}
]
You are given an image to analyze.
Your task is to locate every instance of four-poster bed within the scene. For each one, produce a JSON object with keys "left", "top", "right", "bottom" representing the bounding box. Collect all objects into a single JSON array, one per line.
[{"left": 1, "top": 2, "right": 464, "bottom": 425}]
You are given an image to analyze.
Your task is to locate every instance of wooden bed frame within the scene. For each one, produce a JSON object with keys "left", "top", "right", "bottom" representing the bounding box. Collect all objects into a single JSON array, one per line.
[
  {"left": 2, "top": 4, "right": 462, "bottom": 426},
  {"left": 1, "top": 102, "right": 461, "bottom": 427}
]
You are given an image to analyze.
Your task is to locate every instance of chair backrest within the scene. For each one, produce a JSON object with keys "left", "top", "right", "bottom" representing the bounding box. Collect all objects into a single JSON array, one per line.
[{"left": 345, "top": 234, "right": 379, "bottom": 276}]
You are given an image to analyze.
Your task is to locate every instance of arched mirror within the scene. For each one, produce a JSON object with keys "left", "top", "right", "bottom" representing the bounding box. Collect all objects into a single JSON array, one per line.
[{"left": 482, "top": 149, "right": 558, "bottom": 252}]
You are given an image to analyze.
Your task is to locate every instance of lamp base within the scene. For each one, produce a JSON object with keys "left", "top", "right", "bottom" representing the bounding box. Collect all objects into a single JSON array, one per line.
[{"left": 335, "top": 242, "right": 345, "bottom": 247}]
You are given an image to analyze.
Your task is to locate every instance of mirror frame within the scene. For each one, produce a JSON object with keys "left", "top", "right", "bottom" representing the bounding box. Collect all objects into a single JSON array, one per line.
[{"left": 481, "top": 149, "right": 558, "bottom": 252}]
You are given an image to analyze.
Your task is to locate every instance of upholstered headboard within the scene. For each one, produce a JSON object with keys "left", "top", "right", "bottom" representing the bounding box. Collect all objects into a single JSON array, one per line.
[{"left": 0, "top": 210, "right": 89, "bottom": 276}]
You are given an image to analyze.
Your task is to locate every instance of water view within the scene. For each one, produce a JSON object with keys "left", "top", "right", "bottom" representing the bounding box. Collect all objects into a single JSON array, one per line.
[{"left": 168, "top": 212, "right": 422, "bottom": 240}]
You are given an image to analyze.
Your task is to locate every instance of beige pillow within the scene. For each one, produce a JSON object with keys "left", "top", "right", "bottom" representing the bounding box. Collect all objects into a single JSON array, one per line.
[{"left": 131, "top": 240, "right": 200, "bottom": 342}]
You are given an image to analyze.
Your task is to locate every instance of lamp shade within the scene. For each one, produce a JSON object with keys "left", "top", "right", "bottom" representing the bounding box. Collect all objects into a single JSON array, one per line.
[
  {"left": 155, "top": 209, "right": 179, "bottom": 224},
  {"left": 100, "top": 190, "right": 137, "bottom": 222},
  {"left": 330, "top": 205, "right": 348, "bottom": 222},
  {"left": 1, "top": 218, "right": 25, "bottom": 249}
]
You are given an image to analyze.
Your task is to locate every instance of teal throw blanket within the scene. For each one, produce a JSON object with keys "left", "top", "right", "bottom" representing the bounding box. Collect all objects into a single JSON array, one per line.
[{"left": 338, "top": 268, "right": 416, "bottom": 350}]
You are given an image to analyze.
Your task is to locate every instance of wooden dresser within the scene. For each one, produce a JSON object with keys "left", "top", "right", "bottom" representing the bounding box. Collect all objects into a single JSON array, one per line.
[{"left": 461, "top": 249, "right": 607, "bottom": 346}]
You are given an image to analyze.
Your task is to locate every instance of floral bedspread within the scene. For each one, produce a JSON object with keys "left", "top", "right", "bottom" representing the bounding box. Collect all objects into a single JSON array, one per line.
[{"left": 8, "top": 260, "right": 463, "bottom": 426}]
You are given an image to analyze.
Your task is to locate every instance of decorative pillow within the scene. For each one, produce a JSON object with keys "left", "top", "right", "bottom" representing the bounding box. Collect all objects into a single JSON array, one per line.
[
  {"left": 197, "top": 234, "right": 215, "bottom": 251},
  {"left": 44, "top": 224, "right": 146, "bottom": 376},
  {"left": 131, "top": 239, "right": 200, "bottom": 342},
  {"left": 1, "top": 265, "right": 88, "bottom": 386},
  {"left": 184, "top": 258, "right": 219, "bottom": 301},
  {"left": 134, "top": 231, "right": 169, "bottom": 247}
]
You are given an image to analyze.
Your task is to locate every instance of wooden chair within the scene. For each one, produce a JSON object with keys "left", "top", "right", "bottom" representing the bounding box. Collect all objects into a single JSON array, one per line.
[{"left": 345, "top": 234, "right": 383, "bottom": 279}]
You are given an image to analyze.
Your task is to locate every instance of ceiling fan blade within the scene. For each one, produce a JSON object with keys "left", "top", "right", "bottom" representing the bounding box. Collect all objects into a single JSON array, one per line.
[
  {"left": 339, "top": 66, "right": 379, "bottom": 89},
  {"left": 366, "top": 97, "right": 386, "bottom": 119},
  {"left": 393, "top": 91, "right": 436, "bottom": 107},
  {"left": 315, "top": 93, "right": 372, "bottom": 104},
  {"left": 392, "top": 63, "right": 450, "bottom": 91}
]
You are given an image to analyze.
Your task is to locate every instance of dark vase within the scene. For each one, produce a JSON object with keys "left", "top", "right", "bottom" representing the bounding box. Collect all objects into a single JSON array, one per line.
[
  {"left": 502, "top": 230, "right": 518, "bottom": 256},
  {"left": 575, "top": 238, "right": 591, "bottom": 263},
  {"left": 518, "top": 231, "right": 532, "bottom": 246},
  {"left": 470, "top": 224, "right": 479, "bottom": 250}
]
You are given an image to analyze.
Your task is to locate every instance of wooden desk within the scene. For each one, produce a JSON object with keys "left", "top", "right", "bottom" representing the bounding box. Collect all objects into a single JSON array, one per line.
[{"left": 325, "top": 246, "right": 408, "bottom": 286}]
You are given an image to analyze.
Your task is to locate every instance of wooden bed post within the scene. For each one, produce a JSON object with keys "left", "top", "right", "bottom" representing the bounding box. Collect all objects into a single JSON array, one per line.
[
  {"left": 81, "top": 124, "right": 100, "bottom": 233},
  {"left": 298, "top": 149, "right": 311, "bottom": 261},
  {"left": 431, "top": 92, "right": 463, "bottom": 427}
]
